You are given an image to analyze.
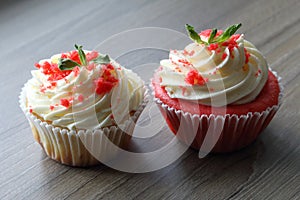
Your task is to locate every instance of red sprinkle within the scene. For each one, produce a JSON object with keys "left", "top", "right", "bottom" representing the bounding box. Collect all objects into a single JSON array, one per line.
[
  {"left": 244, "top": 48, "right": 251, "bottom": 64},
  {"left": 94, "top": 64, "right": 119, "bottom": 95},
  {"left": 50, "top": 105, "right": 55, "bottom": 111},
  {"left": 29, "top": 108, "right": 33, "bottom": 113},
  {"left": 60, "top": 98, "right": 70, "bottom": 108},
  {"left": 73, "top": 66, "right": 80, "bottom": 77},
  {"left": 78, "top": 94, "right": 84, "bottom": 102},
  {"left": 68, "top": 50, "right": 81, "bottom": 64},
  {"left": 35, "top": 63, "right": 41, "bottom": 69},
  {"left": 86, "top": 63, "right": 96, "bottom": 71},
  {"left": 183, "top": 49, "right": 195, "bottom": 56},
  {"left": 183, "top": 49, "right": 189, "bottom": 55},
  {"left": 185, "top": 69, "right": 208, "bottom": 86},
  {"left": 207, "top": 43, "right": 219, "bottom": 52},
  {"left": 86, "top": 51, "right": 99, "bottom": 61},
  {"left": 200, "top": 29, "right": 223, "bottom": 38},
  {"left": 255, "top": 69, "right": 262, "bottom": 77},
  {"left": 37, "top": 61, "right": 73, "bottom": 81},
  {"left": 40, "top": 85, "right": 46, "bottom": 93},
  {"left": 178, "top": 59, "right": 191, "bottom": 66},
  {"left": 35, "top": 49, "right": 87, "bottom": 81},
  {"left": 189, "top": 50, "right": 195, "bottom": 56},
  {"left": 222, "top": 53, "right": 228, "bottom": 60},
  {"left": 175, "top": 66, "right": 182, "bottom": 72}
]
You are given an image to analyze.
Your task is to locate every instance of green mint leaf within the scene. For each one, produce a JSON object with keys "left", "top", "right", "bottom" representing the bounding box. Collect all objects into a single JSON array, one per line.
[
  {"left": 208, "top": 28, "right": 217, "bottom": 43},
  {"left": 185, "top": 24, "right": 207, "bottom": 45},
  {"left": 92, "top": 54, "right": 110, "bottom": 64},
  {"left": 213, "top": 23, "right": 242, "bottom": 43},
  {"left": 58, "top": 58, "right": 80, "bottom": 71},
  {"left": 75, "top": 44, "right": 87, "bottom": 66}
]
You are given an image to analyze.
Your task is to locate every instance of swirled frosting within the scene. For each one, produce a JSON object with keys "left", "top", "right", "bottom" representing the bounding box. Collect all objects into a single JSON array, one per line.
[
  {"left": 158, "top": 32, "right": 268, "bottom": 106},
  {"left": 26, "top": 50, "right": 144, "bottom": 130}
]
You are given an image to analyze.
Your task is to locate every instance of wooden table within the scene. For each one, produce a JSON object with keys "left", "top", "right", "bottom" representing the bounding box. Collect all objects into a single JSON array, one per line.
[{"left": 1, "top": 0, "right": 299, "bottom": 199}]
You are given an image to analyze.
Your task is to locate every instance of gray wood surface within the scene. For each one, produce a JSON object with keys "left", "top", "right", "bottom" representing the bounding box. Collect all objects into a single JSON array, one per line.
[{"left": 0, "top": 0, "right": 299, "bottom": 199}]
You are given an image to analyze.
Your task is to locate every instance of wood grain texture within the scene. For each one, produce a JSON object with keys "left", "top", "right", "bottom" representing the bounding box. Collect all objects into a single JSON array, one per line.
[{"left": 0, "top": 0, "right": 299, "bottom": 199}]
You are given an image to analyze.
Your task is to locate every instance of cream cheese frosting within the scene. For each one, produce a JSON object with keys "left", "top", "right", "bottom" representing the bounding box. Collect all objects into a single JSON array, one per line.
[
  {"left": 26, "top": 51, "right": 145, "bottom": 130},
  {"left": 158, "top": 33, "right": 268, "bottom": 106}
]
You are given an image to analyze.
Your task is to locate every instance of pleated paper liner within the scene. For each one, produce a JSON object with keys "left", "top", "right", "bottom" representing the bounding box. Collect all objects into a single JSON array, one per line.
[
  {"left": 153, "top": 68, "right": 283, "bottom": 153},
  {"left": 20, "top": 86, "right": 148, "bottom": 167}
]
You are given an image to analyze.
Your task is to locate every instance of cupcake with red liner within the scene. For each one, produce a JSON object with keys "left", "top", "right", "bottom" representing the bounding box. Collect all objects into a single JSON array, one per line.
[
  {"left": 152, "top": 24, "right": 283, "bottom": 153},
  {"left": 20, "top": 45, "right": 147, "bottom": 166}
]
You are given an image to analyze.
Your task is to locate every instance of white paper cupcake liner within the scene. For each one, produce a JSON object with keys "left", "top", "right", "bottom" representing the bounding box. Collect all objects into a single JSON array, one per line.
[
  {"left": 20, "top": 86, "right": 149, "bottom": 167},
  {"left": 153, "top": 68, "right": 283, "bottom": 153}
]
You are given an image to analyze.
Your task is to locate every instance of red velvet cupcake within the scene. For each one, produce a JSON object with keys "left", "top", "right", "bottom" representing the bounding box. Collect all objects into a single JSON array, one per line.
[{"left": 152, "top": 24, "right": 283, "bottom": 153}]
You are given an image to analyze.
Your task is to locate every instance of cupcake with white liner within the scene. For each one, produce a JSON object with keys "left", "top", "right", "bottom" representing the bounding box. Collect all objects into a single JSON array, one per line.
[
  {"left": 152, "top": 24, "right": 283, "bottom": 153},
  {"left": 20, "top": 45, "right": 147, "bottom": 166}
]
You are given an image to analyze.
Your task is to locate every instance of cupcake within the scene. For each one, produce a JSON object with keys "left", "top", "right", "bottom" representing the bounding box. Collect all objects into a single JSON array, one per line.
[
  {"left": 152, "top": 24, "right": 283, "bottom": 153},
  {"left": 20, "top": 45, "right": 147, "bottom": 166}
]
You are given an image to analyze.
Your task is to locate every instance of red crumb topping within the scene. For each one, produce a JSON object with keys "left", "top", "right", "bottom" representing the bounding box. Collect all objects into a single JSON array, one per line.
[
  {"left": 61, "top": 50, "right": 81, "bottom": 64},
  {"left": 40, "top": 85, "right": 46, "bottom": 93},
  {"left": 255, "top": 69, "right": 262, "bottom": 77},
  {"left": 50, "top": 105, "right": 55, "bottom": 111},
  {"left": 199, "top": 29, "right": 223, "bottom": 38},
  {"left": 208, "top": 43, "right": 219, "bottom": 52},
  {"left": 189, "top": 50, "right": 195, "bottom": 56},
  {"left": 78, "top": 94, "right": 84, "bottom": 102},
  {"left": 73, "top": 66, "right": 80, "bottom": 77},
  {"left": 35, "top": 61, "right": 75, "bottom": 82},
  {"left": 222, "top": 52, "right": 228, "bottom": 60},
  {"left": 178, "top": 59, "right": 191, "bottom": 66},
  {"left": 175, "top": 66, "right": 182, "bottom": 72},
  {"left": 60, "top": 98, "right": 70, "bottom": 108},
  {"left": 86, "top": 51, "right": 99, "bottom": 61},
  {"left": 35, "top": 49, "right": 91, "bottom": 82},
  {"left": 86, "top": 63, "right": 96, "bottom": 71},
  {"left": 94, "top": 64, "right": 119, "bottom": 95},
  {"left": 185, "top": 69, "right": 208, "bottom": 86},
  {"left": 220, "top": 34, "right": 241, "bottom": 53},
  {"left": 183, "top": 49, "right": 195, "bottom": 56},
  {"left": 244, "top": 48, "right": 251, "bottom": 64}
]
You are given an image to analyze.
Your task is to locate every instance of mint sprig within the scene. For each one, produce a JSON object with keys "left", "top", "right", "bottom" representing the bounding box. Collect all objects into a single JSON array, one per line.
[
  {"left": 58, "top": 44, "right": 111, "bottom": 71},
  {"left": 208, "top": 28, "right": 217, "bottom": 43},
  {"left": 185, "top": 24, "right": 207, "bottom": 45},
  {"left": 75, "top": 44, "right": 87, "bottom": 66},
  {"left": 185, "top": 23, "right": 242, "bottom": 45},
  {"left": 58, "top": 58, "right": 80, "bottom": 71},
  {"left": 92, "top": 54, "right": 110, "bottom": 64},
  {"left": 212, "top": 23, "right": 242, "bottom": 43}
]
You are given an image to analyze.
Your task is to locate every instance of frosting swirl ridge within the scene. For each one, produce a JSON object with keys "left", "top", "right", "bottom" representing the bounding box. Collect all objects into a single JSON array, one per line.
[
  {"left": 158, "top": 33, "right": 268, "bottom": 106},
  {"left": 26, "top": 50, "right": 144, "bottom": 130}
]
